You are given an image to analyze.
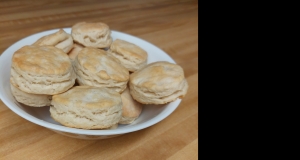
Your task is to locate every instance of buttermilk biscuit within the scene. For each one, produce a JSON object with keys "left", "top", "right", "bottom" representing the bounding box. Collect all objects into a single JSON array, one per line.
[
  {"left": 73, "top": 47, "right": 129, "bottom": 93},
  {"left": 50, "top": 86, "right": 122, "bottom": 129},
  {"left": 129, "top": 61, "right": 188, "bottom": 104},
  {"left": 119, "top": 87, "right": 143, "bottom": 124},
  {"left": 10, "top": 83, "right": 52, "bottom": 107},
  {"left": 33, "top": 29, "right": 73, "bottom": 53},
  {"left": 109, "top": 124, "right": 118, "bottom": 129},
  {"left": 10, "top": 45, "right": 76, "bottom": 95},
  {"left": 71, "top": 22, "right": 112, "bottom": 48},
  {"left": 67, "top": 43, "right": 84, "bottom": 60},
  {"left": 107, "top": 39, "right": 148, "bottom": 72}
]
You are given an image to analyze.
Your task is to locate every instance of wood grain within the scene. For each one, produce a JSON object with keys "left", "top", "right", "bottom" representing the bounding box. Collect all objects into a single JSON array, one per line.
[{"left": 0, "top": 0, "right": 198, "bottom": 159}]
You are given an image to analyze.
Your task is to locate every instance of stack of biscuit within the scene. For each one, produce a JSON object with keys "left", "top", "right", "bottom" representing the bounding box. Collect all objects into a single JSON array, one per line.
[{"left": 10, "top": 22, "right": 188, "bottom": 130}]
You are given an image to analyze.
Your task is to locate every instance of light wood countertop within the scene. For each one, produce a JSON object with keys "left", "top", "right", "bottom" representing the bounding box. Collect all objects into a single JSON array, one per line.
[{"left": 0, "top": 0, "right": 198, "bottom": 159}]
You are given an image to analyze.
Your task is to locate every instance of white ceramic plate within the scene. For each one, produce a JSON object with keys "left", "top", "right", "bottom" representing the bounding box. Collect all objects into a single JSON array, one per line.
[{"left": 0, "top": 28, "right": 181, "bottom": 139}]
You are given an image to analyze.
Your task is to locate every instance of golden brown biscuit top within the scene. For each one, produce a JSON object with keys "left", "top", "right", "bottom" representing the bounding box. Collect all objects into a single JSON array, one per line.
[
  {"left": 72, "top": 22, "right": 110, "bottom": 34},
  {"left": 77, "top": 47, "right": 129, "bottom": 82},
  {"left": 33, "top": 29, "right": 69, "bottom": 46},
  {"left": 130, "top": 61, "right": 185, "bottom": 92},
  {"left": 12, "top": 45, "right": 72, "bottom": 75},
  {"left": 52, "top": 86, "right": 121, "bottom": 109},
  {"left": 68, "top": 43, "right": 84, "bottom": 60},
  {"left": 121, "top": 87, "right": 142, "bottom": 117},
  {"left": 110, "top": 39, "right": 147, "bottom": 61}
]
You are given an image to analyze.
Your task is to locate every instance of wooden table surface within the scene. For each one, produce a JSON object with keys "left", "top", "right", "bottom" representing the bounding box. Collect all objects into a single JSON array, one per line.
[{"left": 0, "top": 0, "right": 198, "bottom": 159}]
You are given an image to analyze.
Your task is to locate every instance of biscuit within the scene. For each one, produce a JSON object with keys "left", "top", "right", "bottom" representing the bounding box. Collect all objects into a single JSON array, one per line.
[
  {"left": 67, "top": 43, "right": 84, "bottom": 60},
  {"left": 119, "top": 87, "right": 143, "bottom": 124},
  {"left": 10, "top": 83, "right": 52, "bottom": 107},
  {"left": 33, "top": 29, "right": 73, "bottom": 53},
  {"left": 10, "top": 45, "right": 76, "bottom": 95},
  {"left": 50, "top": 86, "right": 122, "bottom": 129},
  {"left": 105, "top": 123, "right": 118, "bottom": 130},
  {"left": 73, "top": 47, "right": 129, "bottom": 93},
  {"left": 129, "top": 61, "right": 188, "bottom": 104},
  {"left": 71, "top": 22, "right": 112, "bottom": 48},
  {"left": 108, "top": 39, "right": 148, "bottom": 72}
]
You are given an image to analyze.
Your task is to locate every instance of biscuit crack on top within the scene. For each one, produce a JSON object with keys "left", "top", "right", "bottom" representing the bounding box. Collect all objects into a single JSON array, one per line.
[
  {"left": 107, "top": 111, "right": 121, "bottom": 116},
  {"left": 84, "top": 36, "right": 96, "bottom": 43},
  {"left": 92, "top": 110, "right": 107, "bottom": 115}
]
